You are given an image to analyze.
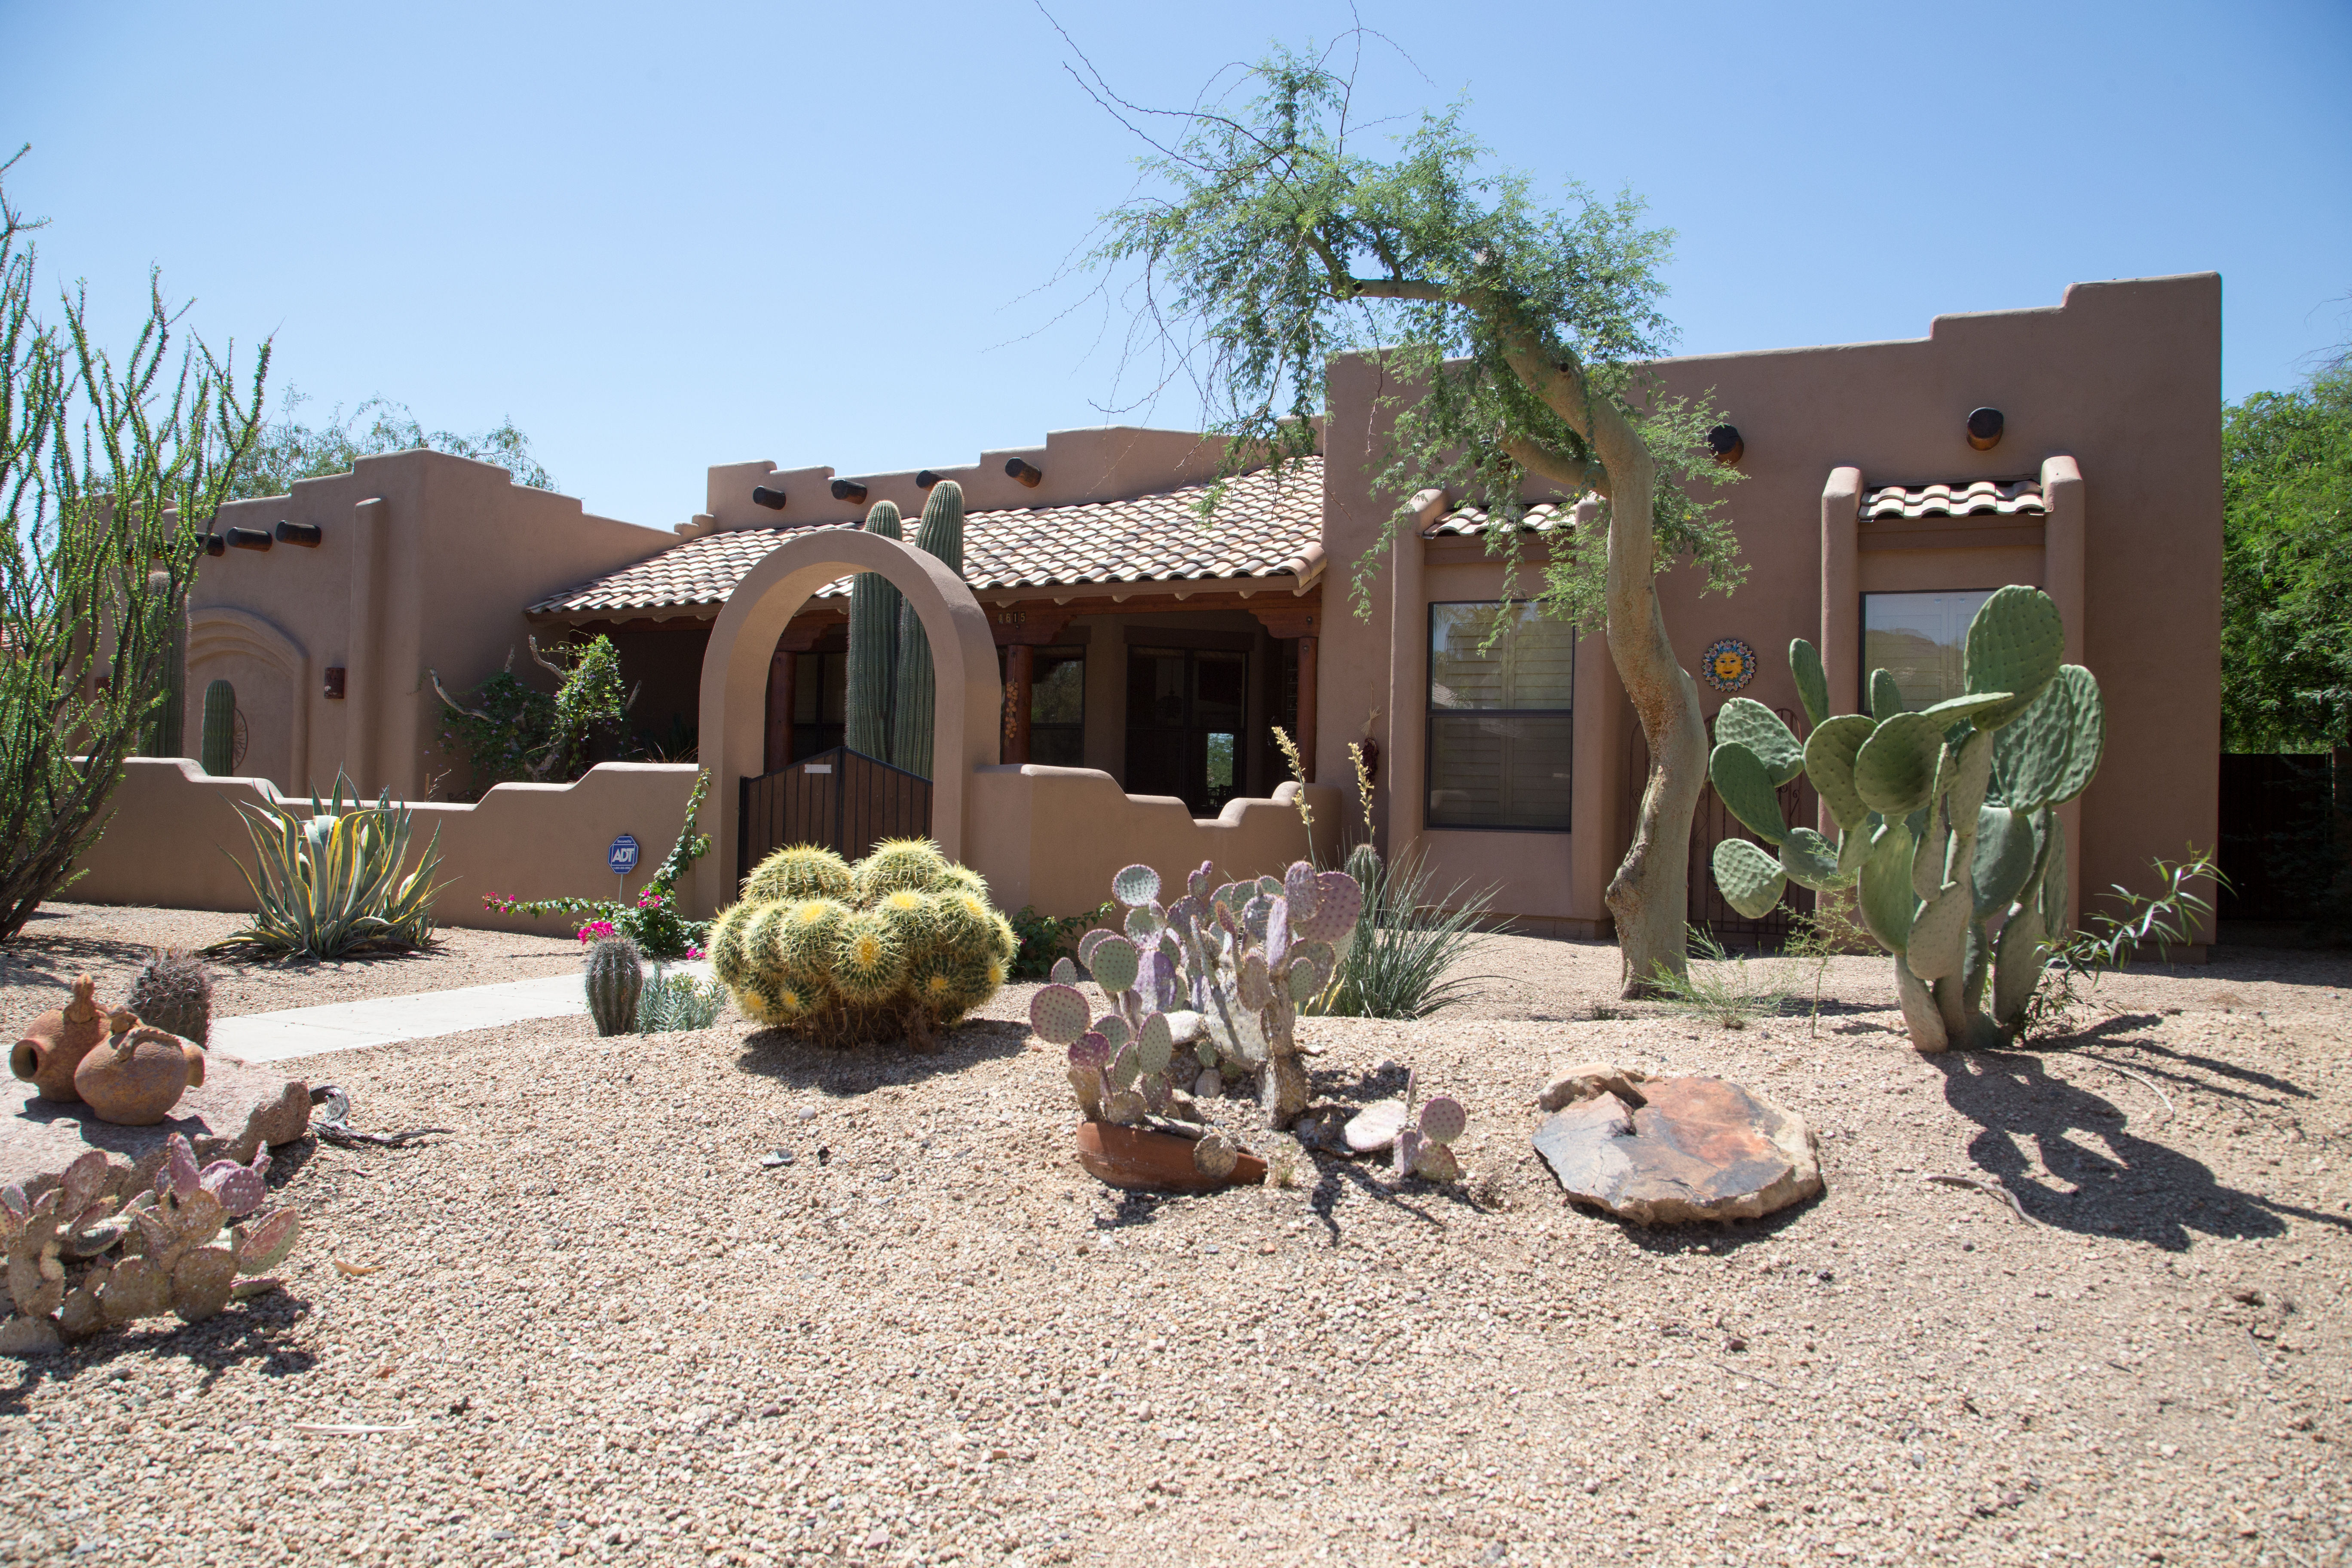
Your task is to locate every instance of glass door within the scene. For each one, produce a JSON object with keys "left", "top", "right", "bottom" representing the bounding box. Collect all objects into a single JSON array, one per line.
[{"left": 1126, "top": 647, "right": 1248, "bottom": 815}]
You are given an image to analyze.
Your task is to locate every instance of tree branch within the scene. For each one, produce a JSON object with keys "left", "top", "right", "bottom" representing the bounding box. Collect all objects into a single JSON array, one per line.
[
  {"left": 427, "top": 668, "right": 493, "bottom": 723},
  {"left": 1499, "top": 436, "right": 1607, "bottom": 498}
]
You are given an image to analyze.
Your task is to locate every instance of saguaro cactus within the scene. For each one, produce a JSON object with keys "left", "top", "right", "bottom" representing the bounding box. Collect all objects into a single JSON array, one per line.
[
  {"left": 1705, "top": 585, "right": 2105, "bottom": 1051},
  {"left": 199, "top": 679, "right": 236, "bottom": 775},
  {"left": 844, "top": 501, "right": 903, "bottom": 760},
  {"left": 890, "top": 481, "right": 965, "bottom": 779}
]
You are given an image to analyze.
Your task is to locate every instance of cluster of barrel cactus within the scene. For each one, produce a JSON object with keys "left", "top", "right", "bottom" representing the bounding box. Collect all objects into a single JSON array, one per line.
[
  {"left": 1029, "top": 859, "right": 1362, "bottom": 1135},
  {"left": 709, "top": 837, "right": 1016, "bottom": 1047},
  {"left": 1706, "top": 585, "right": 2105, "bottom": 1050},
  {"left": 845, "top": 481, "right": 964, "bottom": 777},
  {"left": 1, "top": 1136, "right": 300, "bottom": 1351}
]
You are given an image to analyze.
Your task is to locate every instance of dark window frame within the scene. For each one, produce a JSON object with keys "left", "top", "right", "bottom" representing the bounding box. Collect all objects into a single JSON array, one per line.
[{"left": 1424, "top": 599, "right": 1575, "bottom": 835}]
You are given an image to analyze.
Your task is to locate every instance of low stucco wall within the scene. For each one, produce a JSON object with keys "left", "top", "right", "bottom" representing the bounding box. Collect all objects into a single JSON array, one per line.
[
  {"left": 73, "top": 759, "right": 702, "bottom": 935},
  {"left": 963, "top": 765, "right": 1342, "bottom": 917}
]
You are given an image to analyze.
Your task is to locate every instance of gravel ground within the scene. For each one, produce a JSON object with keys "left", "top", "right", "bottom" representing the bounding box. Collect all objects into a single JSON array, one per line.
[
  {"left": 4, "top": 925, "right": 2348, "bottom": 1567},
  {"left": 0, "top": 902, "right": 590, "bottom": 1023}
]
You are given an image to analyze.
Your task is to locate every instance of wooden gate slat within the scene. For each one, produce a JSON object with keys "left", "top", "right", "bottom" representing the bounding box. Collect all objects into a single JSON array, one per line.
[{"left": 737, "top": 746, "right": 935, "bottom": 879}]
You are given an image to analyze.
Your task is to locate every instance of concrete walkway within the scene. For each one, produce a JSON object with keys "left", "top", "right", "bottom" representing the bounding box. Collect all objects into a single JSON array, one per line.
[{"left": 212, "top": 962, "right": 714, "bottom": 1064}]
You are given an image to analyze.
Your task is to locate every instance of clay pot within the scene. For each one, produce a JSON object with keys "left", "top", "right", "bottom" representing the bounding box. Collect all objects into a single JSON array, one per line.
[
  {"left": 11, "top": 974, "right": 108, "bottom": 1102},
  {"left": 1075, "top": 1122, "right": 1267, "bottom": 1194},
  {"left": 72, "top": 1009, "right": 207, "bottom": 1126}
]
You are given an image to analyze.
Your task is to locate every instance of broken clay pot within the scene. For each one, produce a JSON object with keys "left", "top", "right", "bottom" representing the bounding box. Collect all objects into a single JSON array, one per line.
[
  {"left": 1075, "top": 1122, "right": 1266, "bottom": 1194},
  {"left": 10, "top": 974, "right": 108, "bottom": 1102},
  {"left": 72, "top": 1010, "right": 207, "bottom": 1126}
]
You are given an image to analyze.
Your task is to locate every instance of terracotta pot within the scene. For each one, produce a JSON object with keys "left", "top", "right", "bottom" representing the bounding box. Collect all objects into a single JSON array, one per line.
[
  {"left": 72, "top": 1011, "right": 207, "bottom": 1126},
  {"left": 10, "top": 974, "right": 107, "bottom": 1102},
  {"left": 1075, "top": 1122, "right": 1267, "bottom": 1194}
]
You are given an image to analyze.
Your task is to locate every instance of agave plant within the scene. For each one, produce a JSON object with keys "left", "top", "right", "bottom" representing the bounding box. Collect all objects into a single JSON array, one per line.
[{"left": 224, "top": 775, "right": 446, "bottom": 956}]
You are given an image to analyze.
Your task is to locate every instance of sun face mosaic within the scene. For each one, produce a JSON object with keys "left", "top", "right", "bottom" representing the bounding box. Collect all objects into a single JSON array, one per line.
[{"left": 1703, "top": 637, "right": 1757, "bottom": 692}]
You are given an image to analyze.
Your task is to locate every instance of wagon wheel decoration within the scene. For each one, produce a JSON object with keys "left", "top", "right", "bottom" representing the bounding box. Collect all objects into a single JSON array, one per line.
[{"left": 1701, "top": 638, "right": 1757, "bottom": 694}]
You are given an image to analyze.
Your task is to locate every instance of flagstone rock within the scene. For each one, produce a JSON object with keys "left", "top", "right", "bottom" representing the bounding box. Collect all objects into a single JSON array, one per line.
[{"left": 1532, "top": 1071, "right": 1821, "bottom": 1225}]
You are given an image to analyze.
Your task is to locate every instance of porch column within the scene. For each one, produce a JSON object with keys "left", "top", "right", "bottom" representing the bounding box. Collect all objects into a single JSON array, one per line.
[
  {"left": 1294, "top": 635, "right": 1318, "bottom": 781},
  {"left": 764, "top": 647, "right": 796, "bottom": 773},
  {"left": 1006, "top": 643, "right": 1033, "bottom": 765}
]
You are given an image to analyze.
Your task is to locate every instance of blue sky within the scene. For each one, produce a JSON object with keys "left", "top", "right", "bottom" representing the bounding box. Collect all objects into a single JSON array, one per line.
[{"left": 6, "top": 0, "right": 2346, "bottom": 527}]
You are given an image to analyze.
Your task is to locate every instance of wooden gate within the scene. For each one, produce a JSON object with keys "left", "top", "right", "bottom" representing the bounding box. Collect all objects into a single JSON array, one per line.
[{"left": 738, "top": 746, "right": 933, "bottom": 879}]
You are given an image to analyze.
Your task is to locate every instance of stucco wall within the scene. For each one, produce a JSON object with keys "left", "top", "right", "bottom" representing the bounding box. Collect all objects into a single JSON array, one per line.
[
  {"left": 187, "top": 450, "right": 671, "bottom": 801},
  {"left": 965, "top": 767, "right": 1342, "bottom": 918},
  {"left": 73, "top": 759, "right": 701, "bottom": 935},
  {"left": 1320, "top": 273, "right": 2223, "bottom": 941}
]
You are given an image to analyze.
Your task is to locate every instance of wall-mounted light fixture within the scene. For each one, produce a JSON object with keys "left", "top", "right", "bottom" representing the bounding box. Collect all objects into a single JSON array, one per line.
[
  {"left": 323, "top": 666, "right": 346, "bottom": 700},
  {"left": 916, "top": 470, "right": 943, "bottom": 490},
  {"left": 1966, "top": 407, "right": 2004, "bottom": 450},
  {"left": 829, "top": 478, "right": 868, "bottom": 503},
  {"left": 224, "top": 527, "right": 273, "bottom": 551},
  {"left": 1004, "top": 458, "right": 1043, "bottom": 489},
  {"left": 751, "top": 485, "right": 788, "bottom": 510},
  {"left": 1706, "top": 423, "right": 1744, "bottom": 466},
  {"left": 274, "top": 520, "right": 323, "bottom": 547}
]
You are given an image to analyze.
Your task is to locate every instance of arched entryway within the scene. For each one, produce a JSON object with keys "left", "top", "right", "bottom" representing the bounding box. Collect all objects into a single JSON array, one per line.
[{"left": 693, "top": 529, "right": 999, "bottom": 916}]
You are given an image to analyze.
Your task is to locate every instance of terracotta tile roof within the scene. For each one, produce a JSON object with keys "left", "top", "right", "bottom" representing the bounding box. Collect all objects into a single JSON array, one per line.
[
  {"left": 1862, "top": 479, "right": 2046, "bottom": 521},
  {"left": 1421, "top": 497, "right": 1583, "bottom": 538},
  {"left": 531, "top": 458, "right": 1326, "bottom": 617}
]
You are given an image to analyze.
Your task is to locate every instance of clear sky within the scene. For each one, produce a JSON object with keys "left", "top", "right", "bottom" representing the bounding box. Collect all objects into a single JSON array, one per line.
[{"left": 6, "top": 0, "right": 2346, "bottom": 528}]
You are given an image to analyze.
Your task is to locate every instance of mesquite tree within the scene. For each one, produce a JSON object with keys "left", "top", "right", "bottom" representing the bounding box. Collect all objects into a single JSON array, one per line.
[
  {"left": 1088, "top": 51, "right": 1740, "bottom": 991},
  {"left": 0, "top": 158, "right": 268, "bottom": 938}
]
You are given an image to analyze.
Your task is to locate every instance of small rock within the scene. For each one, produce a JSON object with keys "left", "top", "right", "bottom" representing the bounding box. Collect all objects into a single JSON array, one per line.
[
  {"left": 864, "top": 1528, "right": 888, "bottom": 1550},
  {"left": 797, "top": 1107, "right": 819, "bottom": 1121},
  {"left": 1538, "top": 1061, "right": 1652, "bottom": 1112},
  {"left": 1343, "top": 1099, "right": 1409, "bottom": 1155},
  {"left": 1194, "top": 1069, "right": 1222, "bottom": 1099},
  {"left": 761, "top": 1149, "right": 794, "bottom": 1169}
]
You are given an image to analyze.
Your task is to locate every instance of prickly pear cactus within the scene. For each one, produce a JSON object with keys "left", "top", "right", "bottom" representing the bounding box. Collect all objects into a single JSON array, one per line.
[
  {"left": 1704, "top": 585, "right": 2106, "bottom": 1051},
  {"left": 2, "top": 1136, "right": 301, "bottom": 1351}
]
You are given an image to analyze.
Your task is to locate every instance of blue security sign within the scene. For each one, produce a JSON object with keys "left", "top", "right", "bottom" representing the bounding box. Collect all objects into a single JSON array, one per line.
[{"left": 607, "top": 834, "right": 641, "bottom": 876}]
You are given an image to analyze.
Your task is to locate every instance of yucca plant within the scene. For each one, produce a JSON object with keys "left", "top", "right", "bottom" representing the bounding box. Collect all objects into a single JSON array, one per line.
[
  {"left": 224, "top": 775, "right": 445, "bottom": 956},
  {"left": 1311, "top": 842, "right": 1506, "bottom": 1021}
]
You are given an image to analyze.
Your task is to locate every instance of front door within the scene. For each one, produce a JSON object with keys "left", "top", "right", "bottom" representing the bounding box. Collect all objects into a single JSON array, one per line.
[{"left": 1125, "top": 647, "right": 1247, "bottom": 816}]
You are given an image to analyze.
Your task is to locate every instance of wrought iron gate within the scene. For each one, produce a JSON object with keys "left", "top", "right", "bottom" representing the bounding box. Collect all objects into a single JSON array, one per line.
[{"left": 737, "top": 746, "right": 932, "bottom": 879}]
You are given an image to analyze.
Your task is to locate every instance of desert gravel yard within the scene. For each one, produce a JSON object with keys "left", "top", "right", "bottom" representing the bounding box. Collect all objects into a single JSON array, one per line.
[{"left": 4, "top": 927, "right": 2349, "bottom": 1567}]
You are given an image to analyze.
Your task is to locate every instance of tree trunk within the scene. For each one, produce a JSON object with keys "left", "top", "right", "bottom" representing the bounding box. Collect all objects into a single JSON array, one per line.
[{"left": 1588, "top": 408, "right": 1706, "bottom": 997}]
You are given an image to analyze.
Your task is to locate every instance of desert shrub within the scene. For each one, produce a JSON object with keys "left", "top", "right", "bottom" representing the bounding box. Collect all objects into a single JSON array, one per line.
[
  {"left": 637, "top": 967, "right": 727, "bottom": 1034},
  {"left": 1313, "top": 842, "right": 1505, "bottom": 1020},
  {"left": 1008, "top": 900, "right": 1113, "bottom": 980},
  {"left": 1646, "top": 925, "right": 1791, "bottom": 1029},
  {"left": 712, "top": 837, "right": 1017, "bottom": 1047}
]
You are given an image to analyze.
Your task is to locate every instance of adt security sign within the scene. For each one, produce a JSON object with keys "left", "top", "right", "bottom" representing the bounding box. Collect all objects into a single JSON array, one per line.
[{"left": 607, "top": 834, "right": 641, "bottom": 877}]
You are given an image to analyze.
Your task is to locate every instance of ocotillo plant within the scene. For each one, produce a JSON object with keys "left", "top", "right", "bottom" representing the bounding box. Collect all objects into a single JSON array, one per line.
[
  {"left": 889, "top": 481, "right": 964, "bottom": 778},
  {"left": 1705, "top": 585, "right": 2106, "bottom": 1050},
  {"left": 843, "top": 501, "right": 903, "bottom": 759},
  {"left": 1029, "top": 859, "right": 1362, "bottom": 1132}
]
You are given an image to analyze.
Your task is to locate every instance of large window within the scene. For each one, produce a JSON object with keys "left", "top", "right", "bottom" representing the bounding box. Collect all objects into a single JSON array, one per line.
[
  {"left": 1126, "top": 647, "right": 1248, "bottom": 815},
  {"left": 1861, "top": 590, "right": 1995, "bottom": 711},
  {"left": 1427, "top": 601, "right": 1574, "bottom": 831}
]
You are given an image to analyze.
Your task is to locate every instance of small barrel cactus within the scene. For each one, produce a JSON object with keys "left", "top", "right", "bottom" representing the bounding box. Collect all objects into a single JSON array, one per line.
[
  {"left": 585, "top": 936, "right": 644, "bottom": 1036},
  {"left": 711, "top": 838, "right": 1015, "bottom": 1047},
  {"left": 1706, "top": 584, "right": 2105, "bottom": 1051},
  {"left": 124, "top": 946, "right": 215, "bottom": 1047}
]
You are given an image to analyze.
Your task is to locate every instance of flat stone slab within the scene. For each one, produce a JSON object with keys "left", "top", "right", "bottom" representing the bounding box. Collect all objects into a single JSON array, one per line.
[
  {"left": 3, "top": 1054, "right": 311, "bottom": 1188},
  {"left": 1533, "top": 1073, "right": 1821, "bottom": 1226}
]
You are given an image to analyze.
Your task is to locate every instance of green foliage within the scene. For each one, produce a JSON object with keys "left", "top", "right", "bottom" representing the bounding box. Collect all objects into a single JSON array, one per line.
[
  {"left": 483, "top": 770, "right": 712, "bottom": 959},
  {"left": 1086, "top": 48, "right": 1740, "bottom": 631},
  {"left": 227, "top": 390, "right": 555, "bottom": 499},
  {"left": 2019, "top": 851, "right": 2227, "bottom": 1039},
  {"left": 2223, "top": 361, "right": 2352, "bottom": 751},
  {"left": 223, "top": 775, "right": 446, "bottom": 957},
  {"left": 432, "top": 634, "right": 632, "bottom": 798},
  {"left": 713, "top": 839, "right": 1015, "bottom": 1047},
  {"left": 1310, "top": 843, "right": 1504, "bottom": 1021},
  {"left": 1009, "top": 900, "right": 1113, "bottom": 980},
  {"left": 1645, "top": 926, "right": 1790, "bottom": 1030},
  {"left": 636, "top": 967, "right": 727, "bottom": 1034},
  {"left": 0, "top": 155, "right": 270, "bottom": 940}
]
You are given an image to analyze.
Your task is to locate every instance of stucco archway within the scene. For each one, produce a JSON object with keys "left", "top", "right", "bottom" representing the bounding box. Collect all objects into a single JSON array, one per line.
[
  {"left": 694, "top": 529, "right": 999, "bottom": 916},
  {"left": 187, "top": 606, "right": 309, "bottom": 790}
]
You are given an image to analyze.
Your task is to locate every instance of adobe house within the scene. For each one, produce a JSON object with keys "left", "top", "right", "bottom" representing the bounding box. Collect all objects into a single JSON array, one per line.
[{"left": 159, "top": 271, "right": 2220, "bottom": 945}]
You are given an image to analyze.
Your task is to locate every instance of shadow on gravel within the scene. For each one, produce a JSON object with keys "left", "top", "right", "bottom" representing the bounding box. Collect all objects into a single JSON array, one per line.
[
  {"left": 0, "top": 1303, "right": 315, "bottom": 1416},
  {"left": 1301, "top": 1155, "right": 1478, "bottom": 1246},
  {"left": 1929, "top": 1049, "right": 2346, "bottom": 1250},
  {"left": 731, "top": 1018, "right": 1032, "bottom": 1094}
]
